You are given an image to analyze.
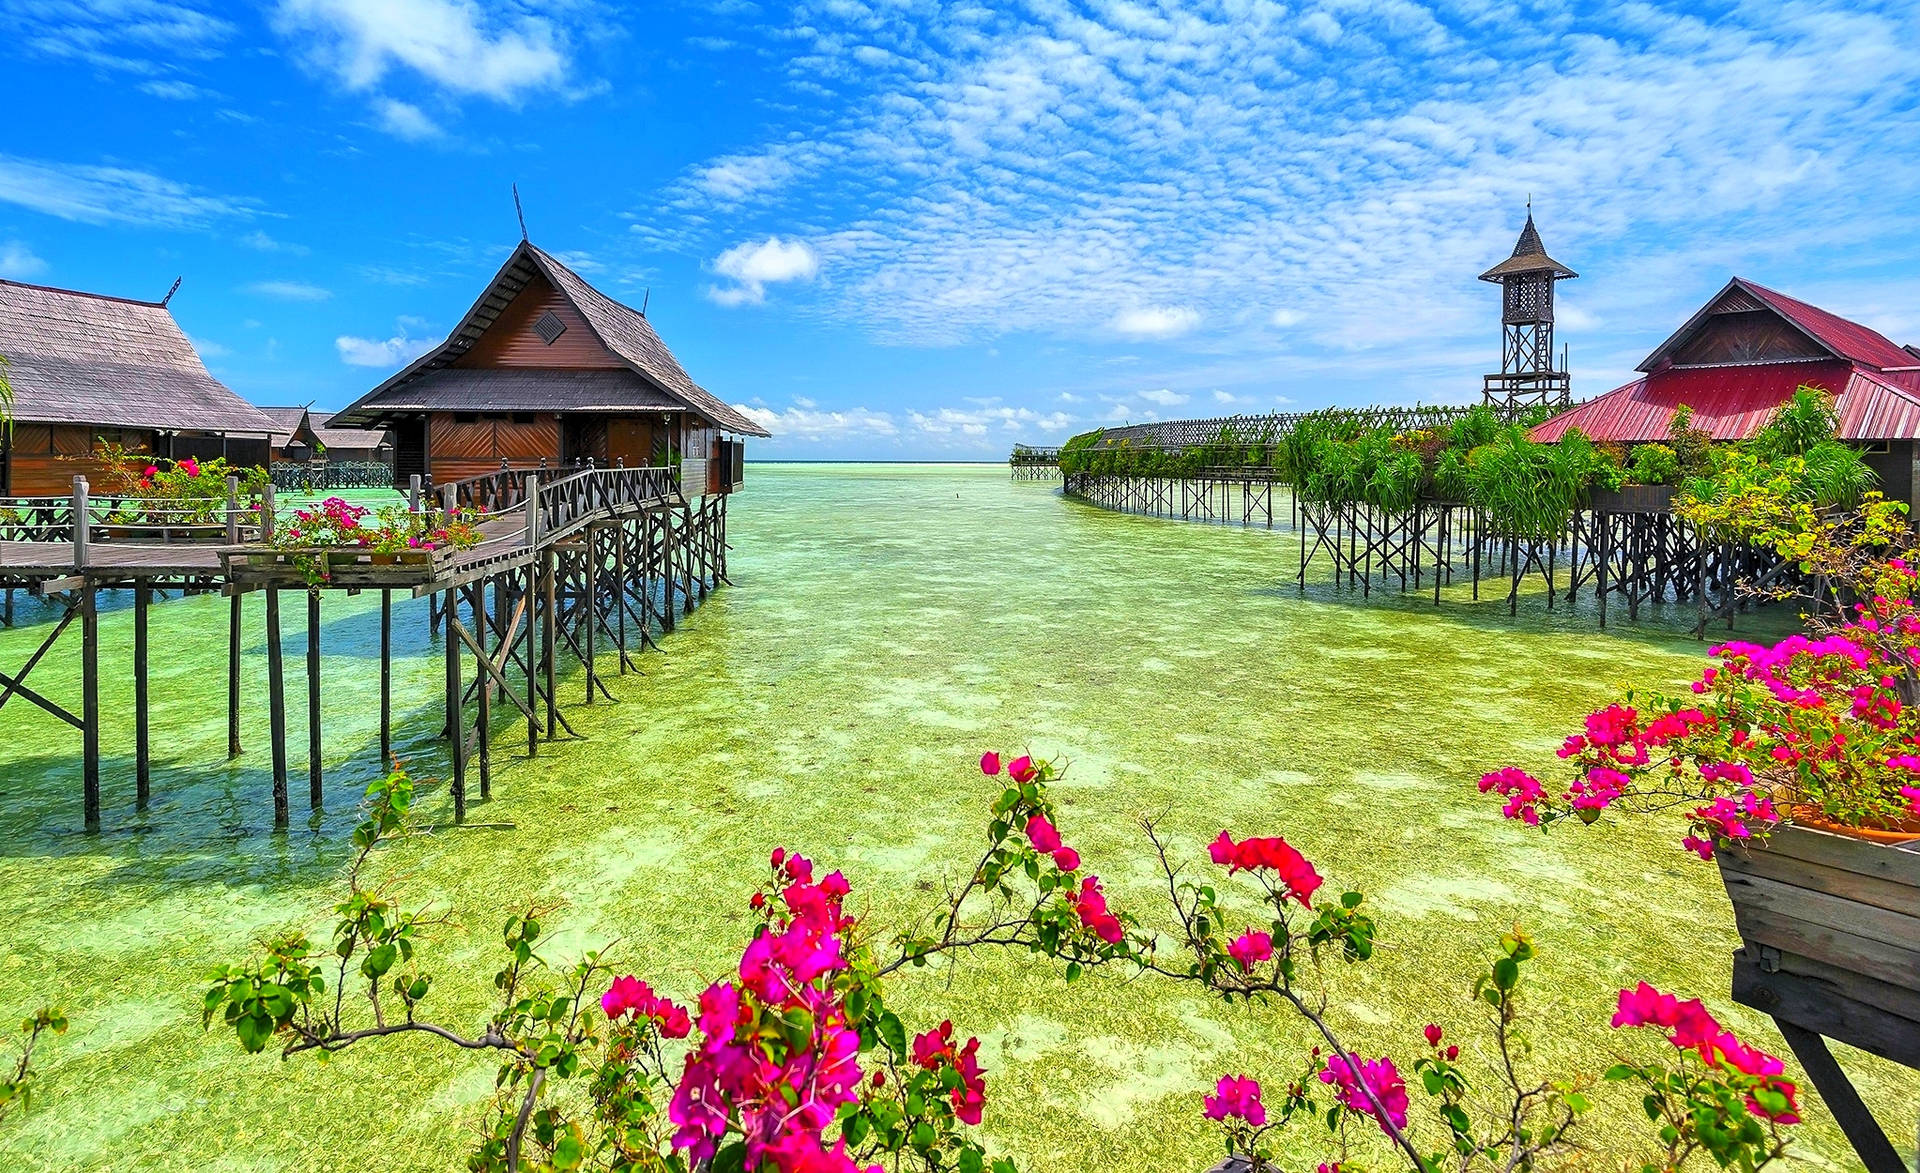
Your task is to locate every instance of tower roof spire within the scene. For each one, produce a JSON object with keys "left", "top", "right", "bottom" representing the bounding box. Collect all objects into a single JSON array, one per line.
[{"left": 1479, "top": 209, "right": 1577, "bottom": 282}]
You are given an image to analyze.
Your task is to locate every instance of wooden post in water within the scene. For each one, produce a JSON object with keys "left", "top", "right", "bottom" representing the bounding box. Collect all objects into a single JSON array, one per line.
[
  {"left": 80, "top": 583, "right": 100, "bottom": 831},
  {"left": 445, "top": 587, "right": 466, "bottom": 823},
  {"left": 583, "top": 526, "right": 598, "bottom": 703},
  {"left": 306, "top": 590, "right": 322, "bottom": 809},
  {"left": 524, "top": 477, "right": 540, "bottom": 757},
  {"left": 227, "top": 592, "right": 243, "bottom": 757},
  {"left": 225, "top": 474, "right": 241, "bottom": 544},
  {"left": 135, "top": 584, "right": 151, "bottom": 809},
  {"left": 542, "top": 549, "right": 558, "bottom": 738},
  {"left": 379, "top": 589, "right": 392, "bottom": 764},
  {"left": 474, "top": 581, "right": 491, "bottom": 800},
  {"left": 266, "top": 587, "right": 288, "bottom": 828}
]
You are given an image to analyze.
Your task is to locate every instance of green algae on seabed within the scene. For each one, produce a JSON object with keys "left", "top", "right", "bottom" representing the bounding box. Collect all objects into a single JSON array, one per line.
[{"left": 0, "top": 464, "right": 1908, "bottom": 1172}]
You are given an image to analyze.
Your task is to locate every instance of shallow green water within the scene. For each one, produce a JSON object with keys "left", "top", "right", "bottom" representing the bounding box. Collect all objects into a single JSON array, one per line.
[{"left": 0, "top": 464, "right": 1905, "bottom": 1171}]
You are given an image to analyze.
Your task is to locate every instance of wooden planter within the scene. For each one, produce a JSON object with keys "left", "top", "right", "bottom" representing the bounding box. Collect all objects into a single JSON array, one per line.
[
  {"left": 1589, "top": 484, "right": 1676, "bottom": 513},
  {"left": 1716, "top": 824, "right": 1920, "bottom": 1068}
]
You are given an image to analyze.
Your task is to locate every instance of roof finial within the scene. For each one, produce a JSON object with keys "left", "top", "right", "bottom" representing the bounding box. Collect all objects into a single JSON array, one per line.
[
  {"left": 1526, "top": 193, "right": 1532, "bottom": 215},
  {"left": 641, "top": 287, "right": 650, "bottom": 316},
  {"left": 161, "top": 276, "right": 182, "bottom": 307},
  {"left": 513, "top": 183, "right": 528, "bottom": 241}
]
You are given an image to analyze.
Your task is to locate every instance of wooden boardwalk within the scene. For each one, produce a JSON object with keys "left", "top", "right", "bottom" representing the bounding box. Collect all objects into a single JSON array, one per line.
[{"left": 0, "top": 465, "right": 731, "bottom": 830}]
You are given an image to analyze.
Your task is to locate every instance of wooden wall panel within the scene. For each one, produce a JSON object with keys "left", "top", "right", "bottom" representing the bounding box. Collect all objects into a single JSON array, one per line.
[
  {"left": 451, "top": 272, "right": 623, "bottom": 370},
  {"left": 494, "top": 416, "right": 561, "bottom": 461},
  {"left": 8, "top": 454, "right": 120, "bottom": 496},
  {"left": 608, "top": 419, "right": 658, "bottom": 466},
  {"left": 430, "top": 457, "right": 511, "bottom": 486},
  {"left": 1674, "top": 312, "right": 1826, "bottom": 366},
  {"left": 431, "top": 415, "right": 497, "bottom": 460}
]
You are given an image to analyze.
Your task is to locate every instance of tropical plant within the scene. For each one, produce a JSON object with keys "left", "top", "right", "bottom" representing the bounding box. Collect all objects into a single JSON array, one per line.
[
  {"left": 0, "top": 1007, "right": 68, "bottom": 1128},
  {"left": 1628, "top": 443, "right": 1680, "bottom": 486}
]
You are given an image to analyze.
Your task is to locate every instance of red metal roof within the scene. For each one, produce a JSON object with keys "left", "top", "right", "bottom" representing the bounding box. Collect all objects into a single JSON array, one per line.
[
  {"left": 1530, "top": 358, "right": 1920, "bottom": 443},
  {"left": 1738, "top": 279, "right": 1920, "bottom": 372}
]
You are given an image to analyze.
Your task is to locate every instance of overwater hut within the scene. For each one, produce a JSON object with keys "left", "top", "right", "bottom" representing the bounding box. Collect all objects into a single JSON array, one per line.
[
  {"left": 333, "top": 241, "right": 769, "bottom": 495},
  {"left": 0, "top": 278, "right": 279, "bottom": 495},
  {"left": 1533, "top": 278, "right": 1920, "bottom": 507},
  {"left": 264, "top": 407, "right": 392, "bottom": 465}
]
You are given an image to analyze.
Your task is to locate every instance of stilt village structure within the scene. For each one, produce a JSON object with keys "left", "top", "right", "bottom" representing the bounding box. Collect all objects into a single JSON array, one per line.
[{"left": 0, "top": 241, "right": 770, "bottom": 832}]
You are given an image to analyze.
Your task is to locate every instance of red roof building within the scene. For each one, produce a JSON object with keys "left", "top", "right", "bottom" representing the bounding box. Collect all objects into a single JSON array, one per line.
[{"left": 1532, "top": 278, "right": 1920, "bottom": 505}]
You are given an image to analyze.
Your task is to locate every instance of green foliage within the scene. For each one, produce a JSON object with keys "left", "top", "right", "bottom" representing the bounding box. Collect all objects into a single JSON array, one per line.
[
  {"left": 1627, "top": 444, "right": 1680, "bottom": 486},
  {"left": 0, "top": 1007, "right": 69, "bottom": 1128},
  {"left": 1751, "top": 389, "right": 1838, "bottom": 460}
]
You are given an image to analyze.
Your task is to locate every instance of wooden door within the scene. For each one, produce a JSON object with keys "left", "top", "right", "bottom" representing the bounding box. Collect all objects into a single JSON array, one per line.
[{"left": 608, "top": 418, "right": 656, "bottom": 467}]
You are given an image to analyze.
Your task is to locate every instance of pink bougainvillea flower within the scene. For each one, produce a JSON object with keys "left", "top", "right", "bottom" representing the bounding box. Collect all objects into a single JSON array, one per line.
[
  {"left": 1423, "top": 1023, "right": 1443, "bottom": 1048},
  {"left": 1318, "top": 1053, "right": 1409, "bottom": 1133},
  {"left": 1202, "top": 1075, "right": 1265, "bottom": 1126},
  {"left": 1478, "top": 767, "right": 1545, "bottom": 826},
  {"left": 1073, "top": 876, "right": 1124, "bottom": 943},
  {"left": 1610, "top": 982, "right": 1721, "bottom": 1052},
  {"left": 980, "top": 751, "right": 1001, "bottom": 776},
  {"left": 911, "top": 1020, "right": 988, "bottom": 1126},
  {"left": 1904, "top": 786, "right": 1920, "bottom": 816},
  {"left": 1681, "top": 835, "right": 1715, "bottom": 860},
  {"left": 1024, "top": 813, "right": 1062, "bottom": 853},
  {"left": 1208, "top": 832, "right": 1324, "bottom": 905},
  {"left": 1007, "top": 755, "right": 1037, "bottom": 783},
  {"left": 1227, "top": 930, "right": 1272, "bottom": 972},
  {"left": 1051, "top": 846, "right": 1080, "bottom": 872},
  {"left": 1584, "top": 703, "right": 1638, "bottom": 748}
]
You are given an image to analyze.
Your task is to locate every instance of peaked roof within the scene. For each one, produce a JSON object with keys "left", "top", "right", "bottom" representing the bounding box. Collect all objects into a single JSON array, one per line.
[
  {"left": 262, "top": 407, "right": 390, "bottom": 452},
  {"left": 1532, "top": 279, "right": 1920, "bottom": 444},
  {"left": 1637, "top": 277, "right": 1920, "bottom": 374},
  {"left": 1478, "top": 213, "right": 1578, "bottom": 282},
  {"left": 335, "top": 242, "right": 770, "bottom": 437},
  {"left": 0, "top": 278, "right": 280, "bottom": 434}
]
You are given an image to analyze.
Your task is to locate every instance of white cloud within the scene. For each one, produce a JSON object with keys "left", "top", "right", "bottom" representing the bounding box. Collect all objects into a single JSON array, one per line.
[
  {"left": 1111, "top": 306, "right": 1201, "bottom": 340},
  {"left": 336, "top": 322, "right": 439, "bottom": 367},
  {"left": 188, "top": 334, "right": 231, "bottom": 358},
  {"left": 708, "top": 236, "right": 820, "bottom": 306},
  {"left": 738, "top": 402, "right": 896, "bottom": 440},
  {"left": 1269, "top": 309, "right": 1303, "bottom": 328},
  {"left": 0, "top": 154, "right": 254, "bottom": 227},
  {"left": 139, "top": 80, "right": 209, "bottom": 100},
  {"left": 248, "top": 280, "right": 332, "bottom": 301},
  {"left": 375, "top": 97, "right": 442, "bottom": 141},
  {"left": 273, "top": 0, "right": 569, "bottom": 100},
  {"left": 3, "top": 1, "right": 235, "bottom": 73},
  {"left": 1213, "top": 390, "right": 1248, "bottom": 405},
  {"left": 1138, "top": 388, "right": 1190, "bottom": 407},
  {"left": 240, "top": 230, "right": 309, "bottom": 255},
  {"left": 697, "top": 151, "right": 796, "bottom": 201},
  {"left": 0, "top": 241, "right": 47, "bottom": 280}
]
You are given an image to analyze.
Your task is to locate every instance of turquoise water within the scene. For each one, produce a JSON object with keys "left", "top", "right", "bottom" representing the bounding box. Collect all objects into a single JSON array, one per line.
[{"left": 0, "top": 464, "right": 1901, "bottom": 1170}]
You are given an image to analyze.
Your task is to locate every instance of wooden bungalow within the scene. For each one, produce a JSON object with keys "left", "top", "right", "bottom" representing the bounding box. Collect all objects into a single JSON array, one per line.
[
  {"left": 334, "top": 241, "right": 770, "bottom": 495},
  {"left": 1533, "top": 278, "right": 1920, "bottom": 506},
  {"left": 0, "top": 278, "right": 280, "bottom": 496},
  {"left": 263, "top": 407, "right": 392, "bottom": 464}
]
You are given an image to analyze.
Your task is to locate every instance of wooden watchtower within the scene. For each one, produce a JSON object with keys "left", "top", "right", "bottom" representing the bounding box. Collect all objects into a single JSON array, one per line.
[{"left": 1480, "top": 212, "right": 1576, "bottom": 413}]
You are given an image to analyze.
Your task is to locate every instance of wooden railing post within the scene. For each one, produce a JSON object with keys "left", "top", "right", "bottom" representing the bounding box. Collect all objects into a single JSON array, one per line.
[
  {"left": 71, "top": 476, "right": 90, "bottom": 569},
  {"left": 225, "top": 474, "right": 241, "bottom": 544},
  {"left": 408, "top": 474, "right": 423, "bottom": 513},
  {"left": 525, "top": 475, "right": 540, "bottom": 549},
  {"left": 261, "top": 483, "right": 276, "bottom": 542}
]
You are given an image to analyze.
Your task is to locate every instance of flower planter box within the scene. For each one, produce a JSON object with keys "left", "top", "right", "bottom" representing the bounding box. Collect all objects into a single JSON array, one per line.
[
  {"left": 1588, "top": 484, "right": 1675, "bottom": 513},
  {"left": 1715, "top": 825, "right": 1920, "bottom": 1067},
  {"left": 1204, "top": 1159, "right": 1257, "bottom": 1173}
]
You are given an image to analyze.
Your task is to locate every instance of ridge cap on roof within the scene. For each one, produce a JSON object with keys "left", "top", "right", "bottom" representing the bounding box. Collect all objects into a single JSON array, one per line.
[{"left": 0, "top": 276, "right": 168, "bottom": 308}]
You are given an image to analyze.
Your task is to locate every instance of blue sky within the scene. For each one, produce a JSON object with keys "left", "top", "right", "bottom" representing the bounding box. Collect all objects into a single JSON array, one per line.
[{"left": 4, "top": 1, "right": 1919, "bottom": 459}]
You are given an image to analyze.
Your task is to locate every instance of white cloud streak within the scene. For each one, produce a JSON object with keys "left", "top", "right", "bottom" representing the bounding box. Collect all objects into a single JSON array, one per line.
[
  {"left": 708, "top": 236, "right": 820, "bottom": 306},
  {"left": 272, "top": 0, "right": 569, "bottom": 100},
  {"left": 0, "top": 154, "right": 255, "bottom": 228}
]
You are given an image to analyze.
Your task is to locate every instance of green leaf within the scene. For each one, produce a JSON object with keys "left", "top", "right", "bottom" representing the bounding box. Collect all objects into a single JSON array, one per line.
[
  {"left": 878, "top": 1011, "right": 907, "bottom": 1058},
  {"left": 1492, "top": 956, "right": 1519, "bottom": 991}
]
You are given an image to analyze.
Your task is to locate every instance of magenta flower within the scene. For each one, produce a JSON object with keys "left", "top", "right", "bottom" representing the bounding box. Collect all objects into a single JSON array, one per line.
[
  {"left": 1024, "top": 813, "right": 1062, "bottom": 853},
  {"left": 1007, "top": 755, "right": 1037, "bottom": 783},
  {"left": 980, "top": 751, "right": 1001, "bottom": 776},
  {"left": 1051, "top": 846, "right": 1080, "bottom": 872},
  {"left": 1318, "top": 1053, "right": 1409, "bottom": 1133},
  {"left": 1226, "top": 930, "right": 1272, "bottom": 972},
  {"left": 1423, "top": 1023, "right": 1443, "bottom": 1048},
  {"left": 1203, "top": 1075, "right": 1265, "bottom": 1126}
]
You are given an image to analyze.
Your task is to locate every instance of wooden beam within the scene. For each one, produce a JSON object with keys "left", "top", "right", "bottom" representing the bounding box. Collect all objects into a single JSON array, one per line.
[
  {"left": 135, "top": 584, "right": 150, "bottom": 810},
  {"left": 266, "top": 587, "right": 288, "bottom": 828},
  {"left": 445, "top": 588, "right": 465, "bottom": 824},
  {"left": 81, "top": 582, "right": 100, "bottom": 831},
  {"left": 379, "top": 589, "right": 392, "bottom": 765},
  {"left": 307, "top": 590, "right": 322, "bottom": 809},
  {"left": 227, "top": 592, "right": 242, "bottom": 758}
]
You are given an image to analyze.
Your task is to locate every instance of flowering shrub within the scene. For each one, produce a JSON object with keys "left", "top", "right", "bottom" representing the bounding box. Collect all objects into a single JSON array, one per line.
[
  {"left": 95, "top": 444, "right": 267, "bottom": 526},
  {"left": 205, "top": 768, "right": 1014, "bottom": 1173},
  {"left": 266, "top": 498, "right": 483, "bottom": 585},
  {"left": 1482, "top": 495, "right": 1920, "bottom": 856},
  {"left": 946, "top": 751, "right": 1800, "bottom": 1173},
  {"left": 0, "top": 1007, "right": 67, "bottom": 1128}
]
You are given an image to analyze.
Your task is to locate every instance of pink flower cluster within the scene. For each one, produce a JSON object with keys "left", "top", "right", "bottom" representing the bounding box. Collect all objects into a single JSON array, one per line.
[
  {"left": 1073, "top": 876, "right": 1124, "bottom": 943},
  {"left": 1477, "top": 766, "right": 1546, "bottom": 825},
  {"left": 1208, "top": 832, "right": 1324, "bottom": 906},
  {"left": 911, "top": 1020, "right": 987, "bottom": 1125},
  {"left": 1227, "top": 930, "right": 1272, "bottom": 972},
  {"left": 601, "top": 975, "right": 691, "bottom": 1038},
  {"left": 979, "top": 751, "right": 1037, "bottom": 783},
  {"left": 667, "top": 848, "right": 879, "bottom": 1173},
  {"left": 1023, "top": 813, "right": 1080, "bottom": 873},
  {"left": 1611, "top": 983, "right": 1799, "bottom": 1123},
  {"left": 1202, "top": 1075, "right": 1265, "bottom": 1126},
  {"left": 1683, "top": 786, "right": 1779, "bottom": 860},
  {"left": 1317, "top": 1052, "right": 1409, "bottom": 1133}
]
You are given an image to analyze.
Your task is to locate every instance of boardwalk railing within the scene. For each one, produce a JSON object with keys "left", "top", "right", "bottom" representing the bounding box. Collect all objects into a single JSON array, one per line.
[{"left": 1, "top": 475, "right": 264, "bottom": 551}]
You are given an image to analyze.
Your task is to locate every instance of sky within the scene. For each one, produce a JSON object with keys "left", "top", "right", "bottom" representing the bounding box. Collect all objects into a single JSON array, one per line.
[{"left": 4, "top": 0, "right": 1920, "bottom": 459}]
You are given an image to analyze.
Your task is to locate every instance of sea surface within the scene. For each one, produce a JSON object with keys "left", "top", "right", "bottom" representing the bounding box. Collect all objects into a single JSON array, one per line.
[{"left": 0, "top": 463, "right": 1900, "bottom": 1170}]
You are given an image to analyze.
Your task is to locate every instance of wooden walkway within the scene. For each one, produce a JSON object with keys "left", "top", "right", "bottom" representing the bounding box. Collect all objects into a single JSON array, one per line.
[{"left": 0, "top": 465, "right": 732, "bottom": 830}]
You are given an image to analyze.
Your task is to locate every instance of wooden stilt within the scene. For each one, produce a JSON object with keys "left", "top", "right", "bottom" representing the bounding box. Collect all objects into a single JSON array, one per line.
[
  {"left": 525, "top": 563, "right": 539, "bottom": 757},
  {"left": 542, "top": 550, "right": 558, "bottom": 738},
  {"left": 445, "top": 587, "right": 465, "bottom": 823},
  {"left": 135, "top": 583, "right": 151, "bottom": 810},
  {"left": 227, "top": 591, "right": 242, "bottom": 758},
  {"left": 81, "top": 581, "right": 100, "bottom": 831},
  {"left": 378, "top": 589, "right": 392, "bottom": 764},
  {"left": 584, "top": 527, "right": 598, "bottom": 703},
  {"left": 266, "top": 587, "right": 288, "bottom": 828},
  {"left": 474, "top": 582, "right": 491, "bottom": 800},
  {"left": 307, "top": 590, "right": 322, "bottom": 808}
]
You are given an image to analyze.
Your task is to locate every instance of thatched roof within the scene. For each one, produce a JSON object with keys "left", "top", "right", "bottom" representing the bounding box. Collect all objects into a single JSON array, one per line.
[
  {"left": 1478, "top": 214, "right": 1577, "bottom": 282},
  {"left": 0, "top": 279, "right": 279, "bottom": 434},
  {"left": 335, "top": 242, "right": 770, "bottom": 437},
  {"left": 261, "top": 407, "right": 391, "bottom": 452}
]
